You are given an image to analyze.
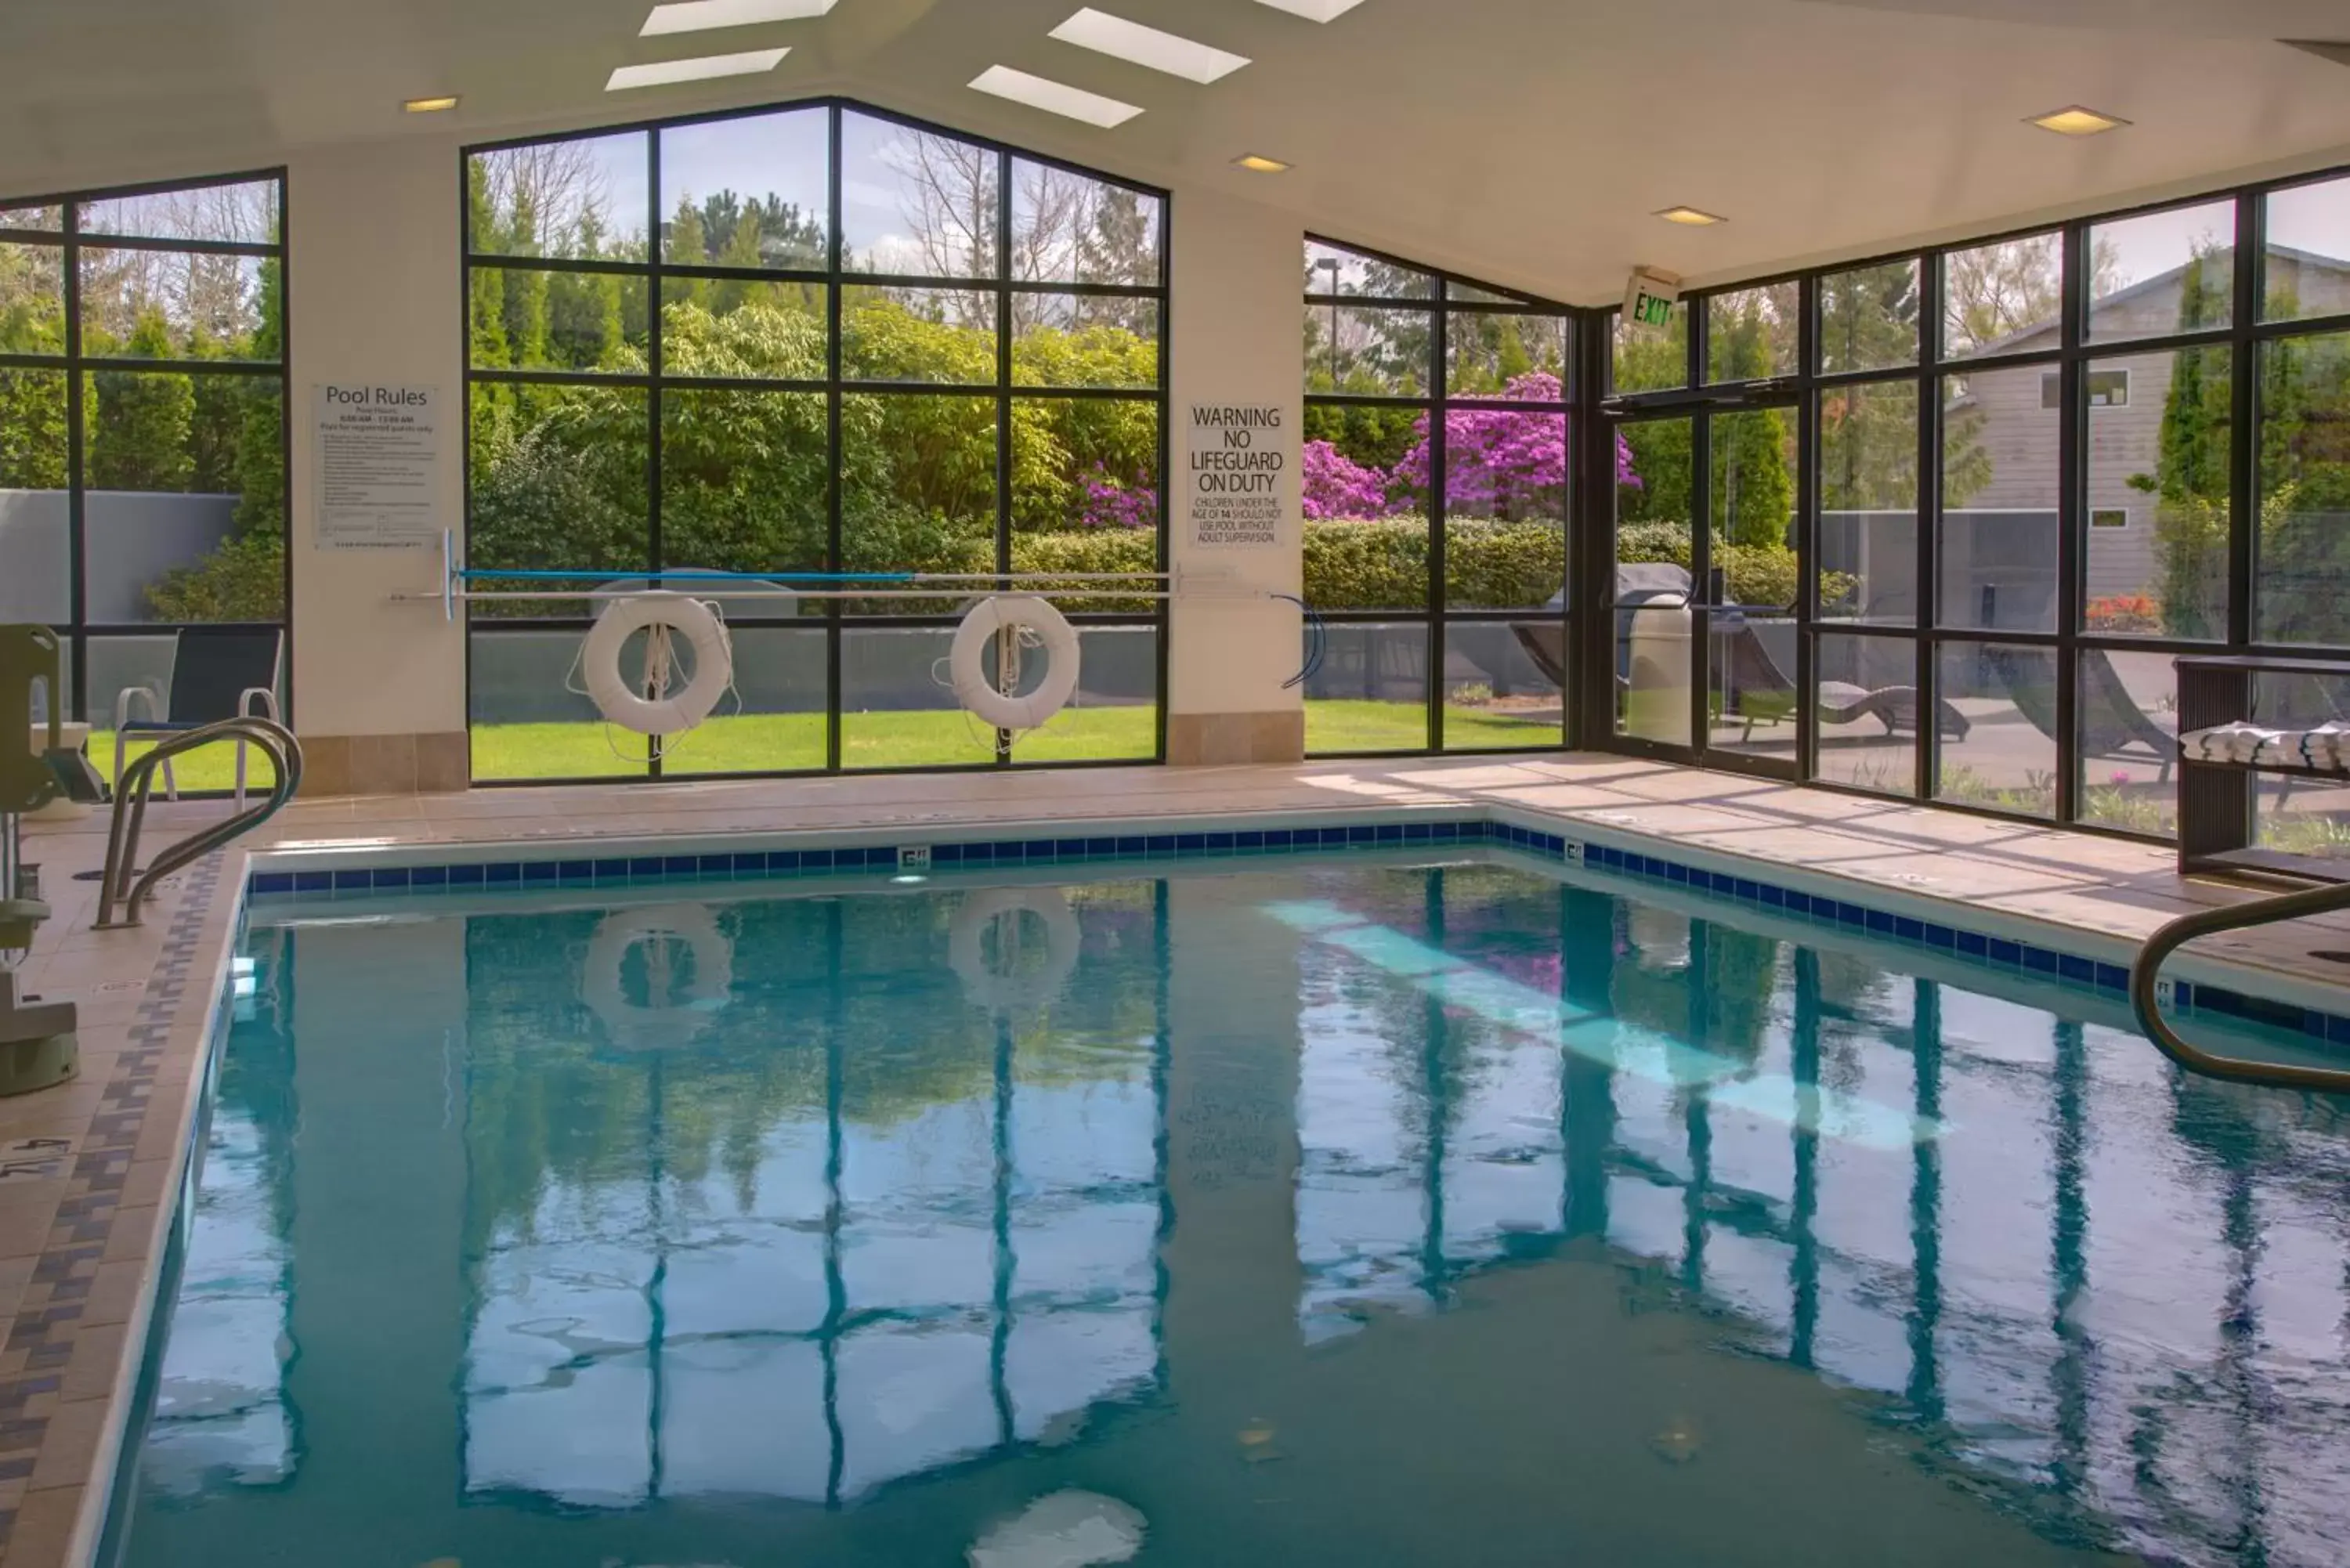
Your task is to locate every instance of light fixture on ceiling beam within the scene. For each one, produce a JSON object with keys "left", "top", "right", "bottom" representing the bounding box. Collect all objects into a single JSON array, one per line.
[
  {"left": 402, "top": 95, "right": 461, "bottom": 113},
  {"left": 1232, "top": 154, "right": 1291, "bottom": 173},
  {"left": 607, "top": 47, "right": 789, "bottom": 90},
  {"left": 1654, "top": 206, "right": 1724, "bottom": 226},
  {"left": 2027, "top": 104, "right": 2129, "bottom": 136},
  {"left": 1050, "top": 9, "right": 1250, "bottom": 84},
  {"left": 642, "top": 0, "right": 836, "bottom": 35},
  {"left": 1250, "top": 0, "right": 1368, "bottom": 20},
  {"left": 968, "top": 65, "right": 1143, "bottom": 128}
]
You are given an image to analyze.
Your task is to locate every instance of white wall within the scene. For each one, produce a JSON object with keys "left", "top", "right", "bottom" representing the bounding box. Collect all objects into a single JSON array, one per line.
[
  {"left": 1166, "top": 189, "right": 1305, "bottom": 726},
  {"left": 286, "top": 137, "right": 466, "bottom": 740}
]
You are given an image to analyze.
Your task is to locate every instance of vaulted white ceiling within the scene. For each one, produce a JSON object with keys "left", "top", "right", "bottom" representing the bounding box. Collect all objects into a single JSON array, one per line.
[{"left": 7, "top": 0, "right": 2350, "bottom": 302}]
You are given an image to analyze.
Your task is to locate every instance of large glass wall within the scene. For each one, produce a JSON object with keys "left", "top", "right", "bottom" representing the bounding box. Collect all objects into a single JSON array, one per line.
[
  {"left": 464, "top": 102, "right": 1166, "bottom": 782},
  {"left": 0, "top": 172, "right": 287, "bottom": 791},
  {"left": 1590, "top": 170, "right": 2350, "bottom": 843},
  {"left": 1302, "top": 238, "right": 1572, "bottom": 754}
]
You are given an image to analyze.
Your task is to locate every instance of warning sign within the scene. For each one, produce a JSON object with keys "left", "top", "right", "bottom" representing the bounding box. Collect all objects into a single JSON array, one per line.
[{"left": 1186, "top": 403, "right": 1288, "bottom": 549}]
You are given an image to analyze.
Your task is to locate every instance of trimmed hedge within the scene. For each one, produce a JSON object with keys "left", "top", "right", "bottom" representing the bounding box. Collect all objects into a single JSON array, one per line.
[{"left": 141, "top": 513, "right": 1831, "bottom": 625}]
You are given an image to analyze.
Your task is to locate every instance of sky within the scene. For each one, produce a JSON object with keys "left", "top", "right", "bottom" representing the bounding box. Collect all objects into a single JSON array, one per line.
[{"left": 528, "top": 107, "right": 1150, "bottom": 275}]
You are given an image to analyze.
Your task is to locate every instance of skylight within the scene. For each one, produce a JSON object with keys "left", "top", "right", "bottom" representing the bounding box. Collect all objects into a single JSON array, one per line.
[
  {"left": 1049, "top": 9, "right": 1249, "bottom": 84},
  {"left": 968, "top": 65, "right": 1144, "bottom": 128},
  {"left": 642, "top": 0, "right": 836, "bottom": 35},
  {"left": 1250, "top": 0, "right": 1368, "bottom": 20},
  {"left": 606, "top": 48, "right": 789, "bottom": 90}
]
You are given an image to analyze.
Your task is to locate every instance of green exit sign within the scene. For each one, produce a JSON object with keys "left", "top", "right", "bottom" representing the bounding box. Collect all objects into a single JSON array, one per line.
[{"left": 1623, "top": 268, "right": 1680, "bottom": 331}]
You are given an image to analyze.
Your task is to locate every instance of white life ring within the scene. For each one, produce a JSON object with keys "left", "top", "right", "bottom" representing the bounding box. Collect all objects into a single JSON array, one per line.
[
  {"left": 949, "top": 595, "right": 1081, "bottom": 732},
  {"left": 949, "top": 887, "right": 1082, "bottom": 1016},
  {"left": 581, "top": 904, "right": 735, "bottom": 1051},
  {"left": 582, "top": 592, "right": 732, "bottom": 736}
]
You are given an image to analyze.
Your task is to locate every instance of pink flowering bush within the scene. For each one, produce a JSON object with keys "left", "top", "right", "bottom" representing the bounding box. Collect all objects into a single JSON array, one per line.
[
  {"left": 1302, "top": 439, "right": 1395, "bottom": 520},
  {"left": 1309, "top": 375, "right": 1640, "bottom": 524},
  {"left": 1078, "top": 464, "right": 1159, "bottom": 530}
]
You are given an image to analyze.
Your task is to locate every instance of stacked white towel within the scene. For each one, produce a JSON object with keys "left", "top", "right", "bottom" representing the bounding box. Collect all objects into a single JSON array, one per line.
[
  {"left": 2299, "top": 721, "right": 2350, "bottom": 771},
  {"left": 2182, "top": 723, "right": 2283, "bottom": 764},
  {"left": 2180, "top": 722, "right": 2350, "bottom": 771}
]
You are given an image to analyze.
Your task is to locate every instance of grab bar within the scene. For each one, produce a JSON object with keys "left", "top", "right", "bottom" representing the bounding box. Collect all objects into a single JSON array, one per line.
[
  {"left": 96, "top": 717, "right": 303, "bottom": 929},
  {"left": 2129, "top": 880, "right": 2350, "bottom": 1093}
]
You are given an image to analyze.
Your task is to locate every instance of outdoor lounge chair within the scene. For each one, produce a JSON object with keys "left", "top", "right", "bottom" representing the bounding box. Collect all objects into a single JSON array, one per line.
[
  {"left": 112, "top": 626, "right": 286, "bottom": 807},
  {"left": 1723, "top": 623, "right": 1970, "bottom": 741},
  {"left": 1983, "top": 644, "right": 2175, "bottom": 782},
  {"left": 1507, "top": 576, "right": 1970, "bottom": 742}
]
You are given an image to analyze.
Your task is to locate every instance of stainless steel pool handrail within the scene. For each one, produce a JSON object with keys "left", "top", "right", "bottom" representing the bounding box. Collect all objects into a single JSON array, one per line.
[
  {"left": 2130, "top": 880, "right": 2350, "bottom": 1093},
  {"left": 96, "top": 717, "right": 302, "bottom": 929}
]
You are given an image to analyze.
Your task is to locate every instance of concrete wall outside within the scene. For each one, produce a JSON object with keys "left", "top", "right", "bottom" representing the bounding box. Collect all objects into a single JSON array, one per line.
[{"left": 0, "top": 490, "right": 237, "bottom": 624}]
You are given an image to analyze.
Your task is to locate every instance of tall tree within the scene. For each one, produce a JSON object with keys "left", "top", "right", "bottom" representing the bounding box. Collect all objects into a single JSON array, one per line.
[{"left": 89, "top": 309, "right": 195, "bottom": 491}]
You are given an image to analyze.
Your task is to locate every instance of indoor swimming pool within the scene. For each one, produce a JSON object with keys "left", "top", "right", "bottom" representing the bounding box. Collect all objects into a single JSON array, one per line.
[{"left": 109, "top": 849, "right": 2350, "bottom": 1567}]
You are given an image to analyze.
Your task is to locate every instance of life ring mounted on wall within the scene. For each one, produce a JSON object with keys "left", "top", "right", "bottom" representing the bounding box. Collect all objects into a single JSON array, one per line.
[
  {"left": 949, "top": 594, "right": 1082, "bottom": 732},
  {"left": 580, "top": 592, "right": 734, "bottom": 737}
]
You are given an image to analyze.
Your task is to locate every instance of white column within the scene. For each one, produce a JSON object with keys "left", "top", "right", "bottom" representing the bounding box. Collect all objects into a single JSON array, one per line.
[
  {"left": 285, "top": 137, "right": 468, "bottom": 793},
  {"left": 1165, "top": 189, "right": 1305, "bottom": 764}
]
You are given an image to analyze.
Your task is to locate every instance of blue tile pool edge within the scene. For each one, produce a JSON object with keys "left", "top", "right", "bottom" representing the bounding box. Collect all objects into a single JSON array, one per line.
[{"left": 242, "top": 811, "right": 2350, "bottom": 1050}]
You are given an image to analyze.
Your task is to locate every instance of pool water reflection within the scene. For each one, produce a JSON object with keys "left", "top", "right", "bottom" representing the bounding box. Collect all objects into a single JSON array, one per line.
[{"left": 116, "top": 856, "right": 2350, "bottom": 1566}]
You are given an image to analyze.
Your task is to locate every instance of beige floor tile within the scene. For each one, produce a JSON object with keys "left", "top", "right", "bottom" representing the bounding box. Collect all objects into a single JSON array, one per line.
[{"left": 5, "top": 1482, "right": 84, "bottom": 1568}]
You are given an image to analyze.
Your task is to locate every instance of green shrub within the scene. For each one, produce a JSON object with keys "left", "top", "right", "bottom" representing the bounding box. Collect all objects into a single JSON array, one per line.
[
  {"left": 1302, "top": 516, "right": 1433, "bottom": 610},
  {"left": 1011, "top": 528, "right": 1159, "bottom": 613},
  {"left": 1444, "top": 518, "right": 1566, "bottom": 610},
  {"left": 143, "top": 530, "right": 286, "bottom": 622}
]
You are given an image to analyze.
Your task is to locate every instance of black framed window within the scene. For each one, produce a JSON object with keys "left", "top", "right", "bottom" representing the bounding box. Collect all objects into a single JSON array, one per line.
[
  {"left": 0, "top": 172, "right": 288, "bottom": 788},
  {"left": 1578, "top": 166, "right": 2350, "bottom": 849},
  {"left": 1301, "top": 239, "right": 1573, "bottom": 755},
  {"left": 463, "top": 100, "right": 1167, "bottom": 784}
]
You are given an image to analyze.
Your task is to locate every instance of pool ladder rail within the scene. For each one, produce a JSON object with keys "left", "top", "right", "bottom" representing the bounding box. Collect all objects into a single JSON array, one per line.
[
  {"left": 2131, "top": 879, "right": 2350, "bottom": 1093},
  {"left": 95, "top": 717, "right": 302, "bottom": 930}
]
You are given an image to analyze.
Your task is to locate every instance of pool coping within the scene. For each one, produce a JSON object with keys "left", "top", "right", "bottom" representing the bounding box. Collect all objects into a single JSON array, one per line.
[
  {"left": 23, "top": 790, "right": 2350, "bottom": 1567},
  {"left": 243, "top": 804, "right": 2350, "bottom": 1044}
]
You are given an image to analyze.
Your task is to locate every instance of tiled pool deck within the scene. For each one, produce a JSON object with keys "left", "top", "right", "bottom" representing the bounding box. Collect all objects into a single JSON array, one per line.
[{"left": 7, "top": 751, "right": 2350, "bottom": 1566}]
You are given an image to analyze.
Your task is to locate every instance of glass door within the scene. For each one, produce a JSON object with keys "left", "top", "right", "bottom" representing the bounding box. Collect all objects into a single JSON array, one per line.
[
  {"left": 1704, "top": 406, "right": 1801, "bottom": 767},
  {"left": 1606, "top": 399, "right": 1802, "bottom": 776},
  {"left": 1612, "top": 414, "right": 1696, "bottom": 749}
]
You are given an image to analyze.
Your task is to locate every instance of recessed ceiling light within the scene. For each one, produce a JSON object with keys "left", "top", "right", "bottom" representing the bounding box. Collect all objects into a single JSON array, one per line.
[
  {"left": 1251, "top": 0, "right": 1368, "bottom": 19},
  {"left": 1050, "top": 9, "right": 1250, "bottom": 83},
  {"left": 402, "top": 95, "right": 461, "bottom": 113},
  {"left": 606, "top": 47, "right": 788, "bottom": 90},
  {"left": 1655, "top": 205, "right": 1725, "bottom": 226},
  {"left": 968, "top": 64, "right": 1143, "bottom": 128},
  {"left": 642, "top": 0, "right": 835, "bottom": 37},
  {"left": 2028, "top": 105, "right": 2129, "bottom": 136},
  {"left": 1233, "top": 154, "right": 1291, "bottom": 173}
]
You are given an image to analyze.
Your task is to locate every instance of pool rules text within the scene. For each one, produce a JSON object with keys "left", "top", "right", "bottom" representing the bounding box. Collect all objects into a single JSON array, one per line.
[{"left": 1187, "top": 403, "right": 1289, "bottom": 549}]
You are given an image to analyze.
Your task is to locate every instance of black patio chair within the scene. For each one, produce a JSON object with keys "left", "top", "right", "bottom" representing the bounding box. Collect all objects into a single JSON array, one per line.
[{"left": 112, "top": 626, "right": 286, "bottom": 807}]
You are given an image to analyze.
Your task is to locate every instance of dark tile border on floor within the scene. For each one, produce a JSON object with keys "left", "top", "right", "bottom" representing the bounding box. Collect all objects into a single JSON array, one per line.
[{"left": 0, "top": 853, "right": 224, "bottom": 1563}]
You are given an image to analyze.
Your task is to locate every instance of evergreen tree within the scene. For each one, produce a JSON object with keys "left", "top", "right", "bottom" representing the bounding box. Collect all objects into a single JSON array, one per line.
[
  {"left": 498, "top": 190, "right": 551, "bottom": 368},
  {"left": 1707, "top": 302, "right": 1794, "bottom": 547},
  {"left": 232, "top": 258, "right": 287, "bottom": 538},
  {"left": 0, "top": 370, "right": 68, "bottom": 488},
  {"left": 89, "top": 309, "right": 194, "bottom": 491},
  {"left": 748, "top": 196, "right": 826, "bottom": 269},
  {"left": 1076, "top": 187, "right": 1155, "bottom": 287}
]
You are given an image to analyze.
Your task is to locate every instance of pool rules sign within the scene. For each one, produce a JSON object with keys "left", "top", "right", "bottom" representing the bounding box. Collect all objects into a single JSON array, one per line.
[
  {"left": 1186, "top": 403, "right": 1289, "bottom": 549},
  {"left": 313, "top": 383, "right": 442, "bottom": 550}
]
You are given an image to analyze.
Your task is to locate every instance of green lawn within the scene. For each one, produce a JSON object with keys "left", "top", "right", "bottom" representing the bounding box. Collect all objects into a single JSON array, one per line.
[
  {"left": 87, "top": 732, "right": 279, "bottom": 797},
  {"left": 84, "top": 700, "right": 1567, "bottom": 793},
  {"left": 472, "top": 705, "right": 1162, "bottom": 779},
  {"left": 1307, "top": 700, "right": 1564, "bottom": 754}
]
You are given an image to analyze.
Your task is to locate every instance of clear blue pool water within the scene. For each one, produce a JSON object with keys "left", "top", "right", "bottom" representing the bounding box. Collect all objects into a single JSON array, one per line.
[{"left": 113, "top": 851, "right": 2350, "bottom": 1566}]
